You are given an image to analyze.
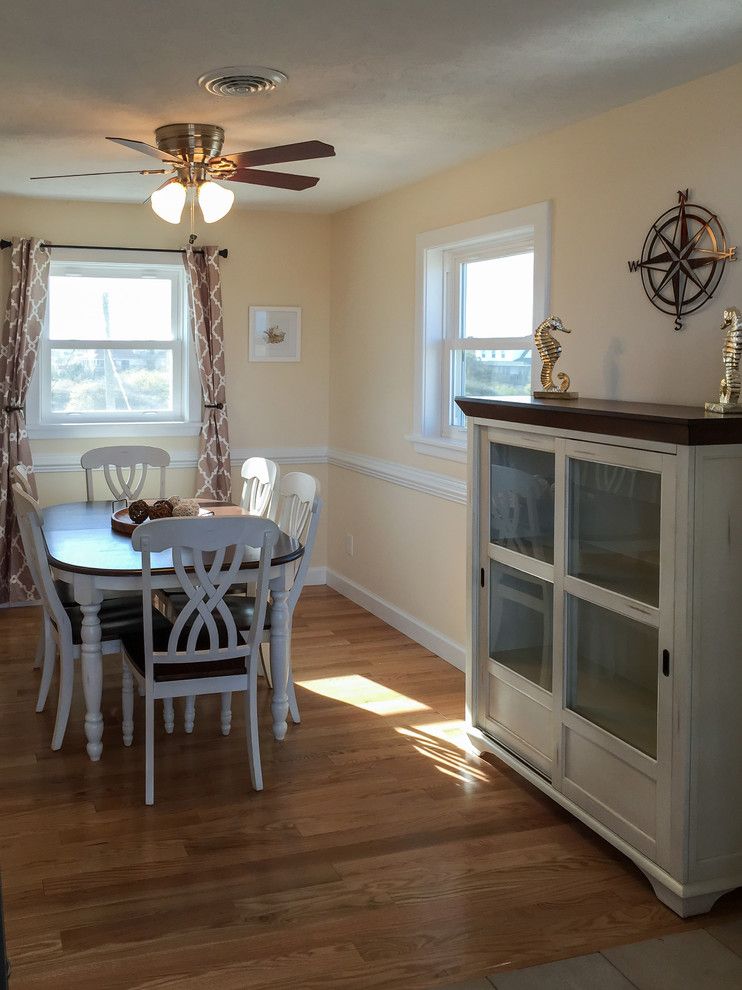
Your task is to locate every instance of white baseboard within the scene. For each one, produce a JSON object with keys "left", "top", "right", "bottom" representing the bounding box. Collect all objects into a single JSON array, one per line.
[{"left": 325, "top": 568, "right": 465, "bottom": 671}]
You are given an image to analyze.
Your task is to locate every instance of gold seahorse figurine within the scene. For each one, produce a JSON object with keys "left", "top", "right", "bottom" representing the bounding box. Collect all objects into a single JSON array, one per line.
[
  {"left": 533, "top": 316, "right": 578, "bottom": 399},
  {"left": 705, "top": 307, "right": 742, "bottom": 415}
]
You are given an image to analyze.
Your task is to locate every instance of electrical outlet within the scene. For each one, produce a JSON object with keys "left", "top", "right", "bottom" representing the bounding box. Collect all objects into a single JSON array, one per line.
[{"left": 345, "top": 533, "right": 354, "bottom": 556}]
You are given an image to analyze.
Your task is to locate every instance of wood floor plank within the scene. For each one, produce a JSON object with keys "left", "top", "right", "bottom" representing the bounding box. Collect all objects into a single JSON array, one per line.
[{"left": 1, "top": 586, "right": 740, "bottom": 989}]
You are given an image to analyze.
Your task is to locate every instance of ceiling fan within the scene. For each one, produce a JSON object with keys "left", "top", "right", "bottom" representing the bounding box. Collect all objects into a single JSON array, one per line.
[{"left": 30, "top": 123, "right": 336, "bottom": 224}]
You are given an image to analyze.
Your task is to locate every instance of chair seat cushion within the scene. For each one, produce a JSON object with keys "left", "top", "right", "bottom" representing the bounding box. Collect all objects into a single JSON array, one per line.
[
  {"left": 66, "top": 599, "right": 168, "bottom": 645},
  {"left": 65, "top": 598, "right": 170, "bottom": 646},
  {"left": 120, "top": 616, "right": 248, "bottom": 683},
  {"left": 166, "top": 593, "right": 271, "bottom": 631}
]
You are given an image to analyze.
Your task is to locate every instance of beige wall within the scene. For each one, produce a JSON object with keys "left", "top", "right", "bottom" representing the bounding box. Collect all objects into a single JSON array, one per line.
[
  {"left": 0, "top": 195, "right": 331, "bottom": 565},
  {"left": 6, "top": 63, "right": 742, "bottom": 645},
  {"left": 328, "top": 63, "right": 742, "bottom": 651}
]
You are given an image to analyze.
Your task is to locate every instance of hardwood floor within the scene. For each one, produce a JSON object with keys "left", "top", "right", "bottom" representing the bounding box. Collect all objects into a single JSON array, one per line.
[{"left": 1, "top": 586, "right": 740, "bottom": 989}]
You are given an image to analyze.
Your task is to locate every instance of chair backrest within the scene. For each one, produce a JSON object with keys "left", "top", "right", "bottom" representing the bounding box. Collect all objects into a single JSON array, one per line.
[
  {"left": 81, "top": 445, "right": 170, "bottom": 502},
  {"left": 270, "top": 472, "right": 319, "bottom": 543},
  {"left": 239, "top": 457, "right": 279, "bottom": 516},
  {"left": 133, "top": 515, "right": 279, "bottom": 675},
  {"left": 287, "top": 494, "right": 322, "bottom": 614},
  {"left": 12, "top": 484, "right": 71, "bottom": 638},
  {"left": 10, "top": 464, "right": 35, "bottom": 498}
]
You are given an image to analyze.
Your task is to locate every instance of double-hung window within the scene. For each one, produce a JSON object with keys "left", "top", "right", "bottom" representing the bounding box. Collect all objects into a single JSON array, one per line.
[
  {"left": 28, "top": 249, "right": 199, "bottom": 438},
  {"left": 412, "top": 202, "right": 550, "bottom": 460}
]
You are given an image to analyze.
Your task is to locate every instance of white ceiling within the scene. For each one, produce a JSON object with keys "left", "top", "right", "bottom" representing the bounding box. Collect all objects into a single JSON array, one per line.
[{"left": 1, "top": 0, "right": 741, "bottom": 213}]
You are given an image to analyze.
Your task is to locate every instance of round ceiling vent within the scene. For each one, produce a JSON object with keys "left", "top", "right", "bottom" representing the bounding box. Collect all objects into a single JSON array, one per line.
[{"left": 197, "top": 66, "right": 288, "bottom": 97}]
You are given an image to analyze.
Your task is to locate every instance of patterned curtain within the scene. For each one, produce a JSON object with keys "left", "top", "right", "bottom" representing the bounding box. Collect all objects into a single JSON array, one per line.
[
  {"left": 183, "top": 246, "right": 232, "bottom": 501},
  {"left": 0, "top": 238, "right": 50, "bottom": 603}
]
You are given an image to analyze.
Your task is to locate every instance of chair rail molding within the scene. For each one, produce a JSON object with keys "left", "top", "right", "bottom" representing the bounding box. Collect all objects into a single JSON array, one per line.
[
  {"left": 30, "top": 444, "right": 467, "bottom": 506},
  {"left": 30, "top": 446, "right": 329, "bottom": 474},
  {"left": 327, "top": 448, "right": 466, "bottom": 504}
]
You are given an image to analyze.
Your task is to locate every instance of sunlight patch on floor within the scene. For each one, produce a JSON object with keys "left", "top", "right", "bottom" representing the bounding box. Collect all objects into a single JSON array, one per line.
[
  {"left": 296, "top": 674, "right": 430, "bottom": 716},
  {"left": 397, "top": 722, "right": 490, "bottom": 783}
]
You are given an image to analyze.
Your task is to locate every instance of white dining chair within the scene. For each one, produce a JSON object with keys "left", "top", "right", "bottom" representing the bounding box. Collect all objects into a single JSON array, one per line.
[
  {"left": 240, "top": 457, "right": 279, "bottom": 516},
  {"left": 165, "top": 474, "right": 321, "bottom": 732},
  {"left": 228, "top": 474, "right": 322, "bottom": 726},
  {"left": 11, "top": 464, "right": 48, "bottom": 670},
  {"left": 121, "top": 514, "right": 278, "bottom": 805},
  {"left": 10, "top": 463, "right": 34, "bottom": 498},
  {"left": 81, "top": 445, "right": 170, "bottom": 502},
  {"left": 12, "top": 484, "right": 172, "bottom": 751}
]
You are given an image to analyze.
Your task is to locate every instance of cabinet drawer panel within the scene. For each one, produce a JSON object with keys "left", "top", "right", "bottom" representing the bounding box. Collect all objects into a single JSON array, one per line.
[
  {"left": 484, "top": 675, "right": 552, "bottom": 776},
  {"left": 562, "top": 726, "right": 656, "bottom": 855}
]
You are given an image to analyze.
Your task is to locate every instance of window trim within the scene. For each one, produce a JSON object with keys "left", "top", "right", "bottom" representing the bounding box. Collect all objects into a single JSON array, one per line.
[
  {"left": 27, "top": 249, "right": 201, "bottom": 439},
  {"left": 409, "top": 202, "right": 551, "bottom": 462}
]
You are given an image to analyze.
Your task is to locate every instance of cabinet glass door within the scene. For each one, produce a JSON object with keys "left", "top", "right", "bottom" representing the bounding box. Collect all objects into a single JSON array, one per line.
[
  {"left": 490, "top": 443, "right": 555, "bottom": 563},
  {"left": 489, "top": 560, "right": 553, "bottom": 691},
  {"left": 565, "top": 595, "right": 659, "bottom": 758},
  {"left": 568, "top": 458, "right": 661, "bottom": 606}
]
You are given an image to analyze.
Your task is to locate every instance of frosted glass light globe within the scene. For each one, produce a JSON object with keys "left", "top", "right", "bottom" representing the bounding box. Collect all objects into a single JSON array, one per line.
[{"left": 198, "top": 180, "right": 235, "bottom": 223}]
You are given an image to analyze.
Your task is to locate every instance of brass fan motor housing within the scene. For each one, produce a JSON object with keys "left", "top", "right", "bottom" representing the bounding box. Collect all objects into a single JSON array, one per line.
[{"left": 155, "top": 123, "right": 225, "bottom": 163}]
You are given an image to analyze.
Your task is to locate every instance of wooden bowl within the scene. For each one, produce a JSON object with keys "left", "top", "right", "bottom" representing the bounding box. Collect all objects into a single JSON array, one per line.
[{"left": 111, "top": 502, "right": 214, "bottom": 536}]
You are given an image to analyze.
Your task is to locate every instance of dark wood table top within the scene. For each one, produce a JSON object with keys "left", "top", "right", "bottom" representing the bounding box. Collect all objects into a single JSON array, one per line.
[
  {"left": 455, "top": 395, "right": 742, "bottom": 446},
  {"left": 42, "top": 501, "right": 303, "bottom": 576}
]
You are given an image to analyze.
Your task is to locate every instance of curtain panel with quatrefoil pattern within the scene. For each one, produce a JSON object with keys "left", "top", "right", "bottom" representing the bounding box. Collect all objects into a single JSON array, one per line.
[
  {"left": 0, "top": 238, "right": 50, "bottom": 603},
  {"left": 183, "top": 245, "right": 232, "bottom": 502},
  {"left": 0, "top": 238, "right": 49, "bottom": 603}
]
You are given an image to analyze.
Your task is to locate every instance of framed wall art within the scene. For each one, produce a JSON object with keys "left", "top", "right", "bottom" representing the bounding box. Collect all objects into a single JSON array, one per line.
[{"left": 248, "top": 306, "right": 302, "bottom": 362}]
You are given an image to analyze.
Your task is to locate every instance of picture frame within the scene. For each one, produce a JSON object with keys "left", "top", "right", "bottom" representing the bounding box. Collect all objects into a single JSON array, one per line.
[{"left": 248, "top": 306, "right": 301, "bottom": 362}]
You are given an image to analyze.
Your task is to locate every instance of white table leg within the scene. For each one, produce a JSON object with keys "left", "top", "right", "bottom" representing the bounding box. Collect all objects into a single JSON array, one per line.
[
  {"left": 269, "top": 586, "right": 291, "bottom": 741},
  {"left": 75, "top": 576, "right": 105, "bottom": 761}
]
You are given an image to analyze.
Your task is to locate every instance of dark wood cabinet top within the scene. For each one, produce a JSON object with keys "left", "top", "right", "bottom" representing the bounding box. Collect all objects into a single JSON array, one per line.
[{"left": 455, "top": 395, "right": 742, "bottom": 446}]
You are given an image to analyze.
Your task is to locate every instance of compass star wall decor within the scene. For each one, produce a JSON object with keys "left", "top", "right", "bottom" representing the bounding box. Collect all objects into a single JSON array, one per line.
[{"left": 628, "top": 190, "right": 736, "bottom": 331}]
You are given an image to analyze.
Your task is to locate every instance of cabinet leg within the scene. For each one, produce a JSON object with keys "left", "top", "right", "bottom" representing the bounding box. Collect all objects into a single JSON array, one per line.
[{"left": 646, "top": 874, "right": 733, "bottom": 917}]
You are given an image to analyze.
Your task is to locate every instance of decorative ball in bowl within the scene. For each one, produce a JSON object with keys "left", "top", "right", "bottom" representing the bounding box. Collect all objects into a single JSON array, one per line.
[{"left": 111, "top": 496, "right": 211, "bottom": 535}]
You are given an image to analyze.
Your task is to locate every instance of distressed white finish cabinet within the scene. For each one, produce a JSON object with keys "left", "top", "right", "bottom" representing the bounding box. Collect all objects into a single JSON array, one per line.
[{"left": 458, "top": 396, "right": 742, "bottom": 918}]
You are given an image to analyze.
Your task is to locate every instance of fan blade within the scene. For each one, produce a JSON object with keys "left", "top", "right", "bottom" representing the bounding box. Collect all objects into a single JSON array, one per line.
[
  {"left": 106, "top": 136, "right": 181, "bottom": 163},
  {"left": 30, "top": 168, "right": 170, "bottom": 180},
  {"left": 224, "top": 168, "right": 320, "bottom": 191},
  {"left": 221, "top": 140, "right": 335, "bottom": 168}
]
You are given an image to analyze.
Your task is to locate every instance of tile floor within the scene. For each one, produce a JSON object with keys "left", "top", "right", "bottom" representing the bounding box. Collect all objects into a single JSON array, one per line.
[{"left": 440, "top": 919, "right": 742, "bottom": 989}]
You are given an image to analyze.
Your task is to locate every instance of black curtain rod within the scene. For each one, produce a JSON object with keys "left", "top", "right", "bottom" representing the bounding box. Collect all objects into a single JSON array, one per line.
[{"left": 0, "top": 240, "right": 228, "bottom": 259}]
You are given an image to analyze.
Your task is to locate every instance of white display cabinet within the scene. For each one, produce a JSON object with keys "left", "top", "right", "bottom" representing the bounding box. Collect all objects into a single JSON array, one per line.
[{"left": 458, "top": 396, "right": 742, "bottom": 917}]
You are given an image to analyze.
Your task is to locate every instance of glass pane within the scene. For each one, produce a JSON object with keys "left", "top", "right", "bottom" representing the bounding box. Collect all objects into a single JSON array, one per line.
[
  {"left": 490, "top": 443, "right": 554, "bottom": 563},
  {"left": 48, "top": 274, "right": 174, "bottom": 341},
  {"left": 462, "top": 252, "right": 533, "bottom": 339},
  {"left": 568, "top": 459, "right": 661, "bottom": 607},
  {"left": 566, "top": 596, "right": 658, "bottom": 757},
  {"left": 450, "top": 348, "right": 532, "bottom": 426},
  {"left": 489, "top": 560, "right": 553, "bottom": 691},
  {"left": 50, "top": 348, "right": 174, "bottom": 414}
]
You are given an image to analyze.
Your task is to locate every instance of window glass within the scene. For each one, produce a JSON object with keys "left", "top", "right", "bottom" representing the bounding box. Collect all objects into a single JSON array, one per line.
[
  {"left": 461, "top": 252, "right": 534, "bottom": 339},
  {"left": 38, "top": 259, "right": 187, "bottom": 426},
  {"left": 48, "top": 275, "right": 173, "bottom": 341},
  {"left": 50, "top": 349, "right": 174, "bottom": 414}
]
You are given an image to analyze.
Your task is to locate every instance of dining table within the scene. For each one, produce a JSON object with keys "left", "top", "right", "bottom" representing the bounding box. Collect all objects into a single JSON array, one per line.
[{"left": 41, "top": 499, "right": 303, "bottom": 761}]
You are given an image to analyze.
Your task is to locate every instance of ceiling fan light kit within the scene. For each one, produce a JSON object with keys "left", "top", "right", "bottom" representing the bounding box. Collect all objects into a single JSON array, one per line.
[
  {"left": 150, "top": 178, "right": 187, "bottom": 224},
  {"left": 29, "top": 119, "right": 335, "bottom": 227},
  {"left": 197, "top": 179, "right": 234, "bottom": 223}
]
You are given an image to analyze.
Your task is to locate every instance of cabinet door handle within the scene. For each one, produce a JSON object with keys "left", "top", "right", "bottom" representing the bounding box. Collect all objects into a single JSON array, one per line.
[
  {"left": 480, "top": 567, "right": 485, "bottom": 589},
  {"left": 662, "top": 649, "right": 670, "bottom": 677}
]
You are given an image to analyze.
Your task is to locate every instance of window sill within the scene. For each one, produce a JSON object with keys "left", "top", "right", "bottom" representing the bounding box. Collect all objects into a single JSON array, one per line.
[
  {"left": 27, "top": 420, "right": 202, "bottom": 440},
  {"left": 405, "top": 433, "right": 467, "bottom": 463}
]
